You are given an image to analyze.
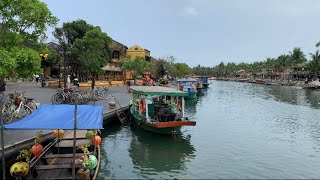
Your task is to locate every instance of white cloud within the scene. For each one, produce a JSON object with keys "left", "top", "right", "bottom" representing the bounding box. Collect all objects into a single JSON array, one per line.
[{"left": 184, "top": 7, "right": 199, "bottom": 16}]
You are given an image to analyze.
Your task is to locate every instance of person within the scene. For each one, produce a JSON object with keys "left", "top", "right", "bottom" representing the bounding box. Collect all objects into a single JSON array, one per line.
[
  {"left": 73, "top": 77, "right": 79, "bottom": 91},
  {"left": 67, "top": 75, "right": 71, "bottom": 89},
  {"left": 0, "top": 78, "right": 6, "bottom": 92},
  {"left": 126, "top": 80, "right": 131, "bottom": 93},
  {"left": 35, "top": 74, "right": 39, "bottom": 84},
  {"left": 32, "top": 74, "right": 36, "bottom": 83}
]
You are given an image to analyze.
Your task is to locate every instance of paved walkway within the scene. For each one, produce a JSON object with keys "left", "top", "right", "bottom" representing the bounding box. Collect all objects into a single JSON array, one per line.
[{"left": 1, "top": 81, "right": 131, "bottom": 148}]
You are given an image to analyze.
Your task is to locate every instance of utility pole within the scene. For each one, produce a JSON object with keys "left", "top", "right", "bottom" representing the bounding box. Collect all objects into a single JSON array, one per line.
[{"left": 63, "top": 50, "right": 67, "bottom": 89}]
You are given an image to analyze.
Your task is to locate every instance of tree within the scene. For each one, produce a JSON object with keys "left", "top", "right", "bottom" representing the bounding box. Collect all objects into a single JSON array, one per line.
[
  {"left": 13, "top": 48, "right": 42, "bottom": 78},
  {"left": 72, "top": 28, "right": 112, "bottom": 89},
  {"left": 121, "top": 57, "right": 150, "bottom": 81},
  {"left": 171, "top": 63, "right": 192, "bottom": 78},
  {"left": 0, "top": 0, "right": 58, "bottom": 49},
  {"left": 309, "top": 50, "right": 320, "bottom": 77},
  {"left": 53, "top": 20, "right": 96, "bottom": 77},
  {"left": 0, "top": 49, "right": 16, "bottom": 77}
]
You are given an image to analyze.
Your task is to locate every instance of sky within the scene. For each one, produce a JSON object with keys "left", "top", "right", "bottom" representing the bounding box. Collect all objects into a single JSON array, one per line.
[{"left": 42, "top": 0, "right": 320, "bottom": 67}]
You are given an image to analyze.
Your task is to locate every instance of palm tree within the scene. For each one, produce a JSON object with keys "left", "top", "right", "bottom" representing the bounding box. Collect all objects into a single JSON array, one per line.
[{"left": 309, "top": 50, "right": 320, "bottom": 78}]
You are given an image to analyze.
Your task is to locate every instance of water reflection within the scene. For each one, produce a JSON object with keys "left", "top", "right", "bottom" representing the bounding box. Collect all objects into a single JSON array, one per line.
[
  {"left": 250, "top": 83, "right": 320, "bottom": 109},
  {"left": 128, "top": 127, "right": 196, "bottom": 175}
]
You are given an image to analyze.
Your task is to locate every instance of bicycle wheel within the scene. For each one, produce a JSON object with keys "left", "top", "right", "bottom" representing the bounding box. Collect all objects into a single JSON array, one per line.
[
  {"left": 70, "top": 94, "right": 80, "bottom": 104},
  {"left": 52, "top": 93, "right": 64, "bottom": 104},
  {"left": 26, "top": 100, "right": 37, "bottom": 112},
  {"left": 103, "top": 92, "right": 112, "bottom": 100},
  {"left": 2, "top": 105, "right": 13, "bottom": 123}
]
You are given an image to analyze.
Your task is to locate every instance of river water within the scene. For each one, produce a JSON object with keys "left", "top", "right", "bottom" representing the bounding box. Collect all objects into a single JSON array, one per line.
[{"left": 98, "top": 80, "right": 320, "bottom": 179}]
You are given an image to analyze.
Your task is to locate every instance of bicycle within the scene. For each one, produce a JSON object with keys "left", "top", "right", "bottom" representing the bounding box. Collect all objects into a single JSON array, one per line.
[
  {"left": 51, "top": 88, "right": 73, "bottom": 104},
  {"left": 92, "top": 86, "right": 111, "bottom": 101},
  {"left": 13, "top": 90, "right": 38, "bottom": 111},
  {"left": 2, "top": 92, "right": 33, "bottom": 123}
]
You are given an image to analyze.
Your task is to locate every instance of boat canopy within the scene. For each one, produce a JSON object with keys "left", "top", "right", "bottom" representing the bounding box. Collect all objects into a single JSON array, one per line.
[
  {"left": 4, "top": 104, "right": 103, "bottom": 130},
  {"left": 176, "top": 78, "right": 197, "bottom": 82},
  {"left": 130, "top": 86, "right": 188, "bottom": 97}
]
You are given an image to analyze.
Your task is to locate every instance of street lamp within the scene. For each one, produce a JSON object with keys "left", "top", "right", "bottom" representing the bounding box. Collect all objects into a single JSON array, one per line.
[{"left": 39, "top": 53, "right": 48, "bottom": 77}]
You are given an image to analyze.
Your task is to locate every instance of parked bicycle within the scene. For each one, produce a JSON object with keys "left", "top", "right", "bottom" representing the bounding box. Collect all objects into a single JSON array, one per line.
[
  {"left": 93, "top": 86, "right": 111, "bottom": 101},
  {"left": 51, "top": 88, "right": 73, "bottom": 104},
  {"left": 2, "top": 91, "right": 33, "bottom": 123}
]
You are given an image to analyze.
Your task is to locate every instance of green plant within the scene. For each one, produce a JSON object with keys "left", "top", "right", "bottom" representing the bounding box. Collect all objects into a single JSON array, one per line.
[
  {"left": 78, "top": 145, "right": 90, "bottom": 167},
  {"left": 34, "top": 131, "right": 43, "bottom": 144},
  {"left": 17, "top": 148, "right": 32, "bottom": 163}
]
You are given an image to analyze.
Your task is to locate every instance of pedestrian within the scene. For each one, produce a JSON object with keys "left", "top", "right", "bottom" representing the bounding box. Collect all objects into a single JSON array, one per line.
[
  {"left": 0, "top": 78, "right": 6, "bottom": 92},
  {"left": 126, "top": 80, "right": 131, "bottom": 93},
  {"left": 32, "top": 74, "right": 36, "bottom": 84},
  {"left": 35, "top": 74, "right": 39, "bottom": 84}
]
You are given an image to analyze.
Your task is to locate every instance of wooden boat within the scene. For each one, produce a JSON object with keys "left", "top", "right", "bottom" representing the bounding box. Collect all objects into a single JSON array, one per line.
[
  {"left": 129, "top": 86, "right": 196, "bottom": 135},
  {"left": 176, "top": 78, "right": 197, "bottom": 99},
  {"left": 193, "top": 75, "right": 210, "bottom": 88},
  {"left": 3, "top": 104, "right": 103, "bottom": 180},
  {"left": 29, "top": 131, "right": 101, "bottom": 180}
]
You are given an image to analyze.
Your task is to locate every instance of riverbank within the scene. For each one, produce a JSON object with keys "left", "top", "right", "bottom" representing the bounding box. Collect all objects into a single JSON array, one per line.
[{"left": 214, "top": 77, "right": 320, "bottom": 89}]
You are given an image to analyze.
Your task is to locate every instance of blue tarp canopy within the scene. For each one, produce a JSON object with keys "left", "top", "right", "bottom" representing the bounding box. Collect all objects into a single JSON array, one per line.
[{"left": 4, "top": 104, "right": 103, "bottom": 130}]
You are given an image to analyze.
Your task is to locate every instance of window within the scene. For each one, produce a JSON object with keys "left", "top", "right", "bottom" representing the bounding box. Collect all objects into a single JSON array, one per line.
[
  {"left": 112, "top": 51, "right": 120, "bottom": 59},
  {"left": 134, "top": 47, "right": 139, "bottom": 50}
]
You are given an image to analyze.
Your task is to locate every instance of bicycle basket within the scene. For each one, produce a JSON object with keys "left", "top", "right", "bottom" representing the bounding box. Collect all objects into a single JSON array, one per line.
[{"left": 14, "top": 97, "right": 21, "bottom": 106}]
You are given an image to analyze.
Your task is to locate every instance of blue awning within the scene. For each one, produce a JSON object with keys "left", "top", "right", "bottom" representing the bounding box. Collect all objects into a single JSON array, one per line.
[{"left": 4, "top": 104, "right": 103, "bottom": 130}]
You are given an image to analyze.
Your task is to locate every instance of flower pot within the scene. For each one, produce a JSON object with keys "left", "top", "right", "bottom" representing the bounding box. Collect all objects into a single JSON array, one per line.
[{"left": 76, "top": 169, "right": 90, "bottom": 180}]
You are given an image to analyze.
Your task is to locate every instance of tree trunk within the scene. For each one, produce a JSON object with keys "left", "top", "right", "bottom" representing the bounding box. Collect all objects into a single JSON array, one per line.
[{"left": 91, "top": 73, "right": 95, "bottom": 90}]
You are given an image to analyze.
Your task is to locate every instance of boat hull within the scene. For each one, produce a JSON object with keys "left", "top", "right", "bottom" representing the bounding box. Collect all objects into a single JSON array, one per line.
[
  {"left": 131, "top": 108, "right": 196, "bottom": 135},
  {"left": 203, "top": 83, "right": 209, "bottom": 88}
]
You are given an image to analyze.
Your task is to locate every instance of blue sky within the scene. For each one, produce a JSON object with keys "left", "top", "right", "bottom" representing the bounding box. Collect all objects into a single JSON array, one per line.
[{"left": 42, "top": 0, "right": 320, "bottom": 67}]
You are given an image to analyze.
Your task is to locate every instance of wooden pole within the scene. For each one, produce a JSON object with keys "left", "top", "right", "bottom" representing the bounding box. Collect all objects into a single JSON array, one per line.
[
  {"left": 0, "top": 92, "right": 6, "bottom": 179},
  {"left": 72, "top": 96, "right": 78, "bottom": 179}
]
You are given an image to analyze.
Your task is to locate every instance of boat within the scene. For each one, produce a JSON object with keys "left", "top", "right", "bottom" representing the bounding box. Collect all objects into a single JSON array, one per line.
[
  {"left": 176, "top": 78, "right": 197, "bottom": 99},
  {"left": 3, "top": 104, "right": 103, "bottom": 180},
  {"left": 193, "top": 76, "right": 210, "bottom": 88},
  {"left": 129, "top": 86, "right": 196, "bottom": 135}
]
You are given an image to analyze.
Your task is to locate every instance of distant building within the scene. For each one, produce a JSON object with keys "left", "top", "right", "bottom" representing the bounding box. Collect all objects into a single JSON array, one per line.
[
  {"left": 126, "top": 45, "right": 151, "bottom": 61},
  {"left": 100, "top": 40, "right": 128, "bottom": 81}
]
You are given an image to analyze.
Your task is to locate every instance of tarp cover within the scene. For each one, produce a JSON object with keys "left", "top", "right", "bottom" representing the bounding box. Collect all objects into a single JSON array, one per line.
[{"left": 4, "top": 104, "right": 103, "bottom": 130}]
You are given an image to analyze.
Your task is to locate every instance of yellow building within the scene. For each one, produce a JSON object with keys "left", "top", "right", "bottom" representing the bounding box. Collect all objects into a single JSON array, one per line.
[
  {"left": 125, "top": 45, "right": 151, "bottom": 80},
  {"left": 127, "top": 45, "right": 151, "bottom": 61}
]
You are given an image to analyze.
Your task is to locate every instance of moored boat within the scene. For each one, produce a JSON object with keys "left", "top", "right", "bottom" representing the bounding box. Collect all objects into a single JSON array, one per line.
[
  {"left": 176, "top": 78, "right": 197, "bottom": 99},
  {"left": 129, "top": 86, "right": 196, "bottom": 135},
  {"left": 3, "top": 104, "right": 103, "bottom": 180}
]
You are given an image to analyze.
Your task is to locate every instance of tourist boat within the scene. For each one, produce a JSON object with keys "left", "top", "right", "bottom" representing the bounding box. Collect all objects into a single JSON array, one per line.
[
  {"left": 193, "top": 76, "right": 210, "bottom": 88},
  {"left": 176, "top": 78, "right": 197, "bottom": 99},
  {"left": 3, "top": 104, "right": 103, "bottom": 180},
  {"left": 129, "top": 86, "right": 196, "bottom": 135}
]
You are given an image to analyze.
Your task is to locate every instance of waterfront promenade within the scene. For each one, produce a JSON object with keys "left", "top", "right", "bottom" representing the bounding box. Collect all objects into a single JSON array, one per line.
[{"left": 1, "top": 81, "right": 130, "bottom": 148}]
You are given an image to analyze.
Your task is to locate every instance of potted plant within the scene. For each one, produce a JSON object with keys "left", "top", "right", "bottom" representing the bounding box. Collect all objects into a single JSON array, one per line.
[
  {"left": 10, "top": 148, "right": 32, "bottom": 177},
  {"left": 31, "top": 131, "right": 44, "bottom": 157},
  {"left": 76, "top": 145, "right": 90, "bottom": 179}
]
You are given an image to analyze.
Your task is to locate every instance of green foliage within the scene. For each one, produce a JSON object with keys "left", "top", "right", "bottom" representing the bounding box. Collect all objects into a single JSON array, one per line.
[
  {"left": 72, "top": 28, "right": 112, "bottom": 74},
  {"left": 309, "top": 50, "right": 320, "bottom": 74},
  {"left": 121, "top": 57, "right": 151, "bottom": 80},
  {"left": 13, "top": 48, "right": 42, "bottom": 78},
  {"left": 171, "top": 63, "right": 192, "bottom": 78},
  {"left": 0, "top": 49, "right": 16, "bottom": 77},
  {"left": 0, "top": 0, "right": 58, "bottom": 48},
  {"left": 17, "top": 148, "right": 32, "bottom": 163},
  {"left": 34, "top": 131, "right": 43, "bottom": 144}
]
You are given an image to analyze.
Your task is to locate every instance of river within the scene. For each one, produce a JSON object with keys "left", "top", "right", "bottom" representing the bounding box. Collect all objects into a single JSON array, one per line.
[{"left": 98, "top": 80, "right": 320, "bottom": 179}]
